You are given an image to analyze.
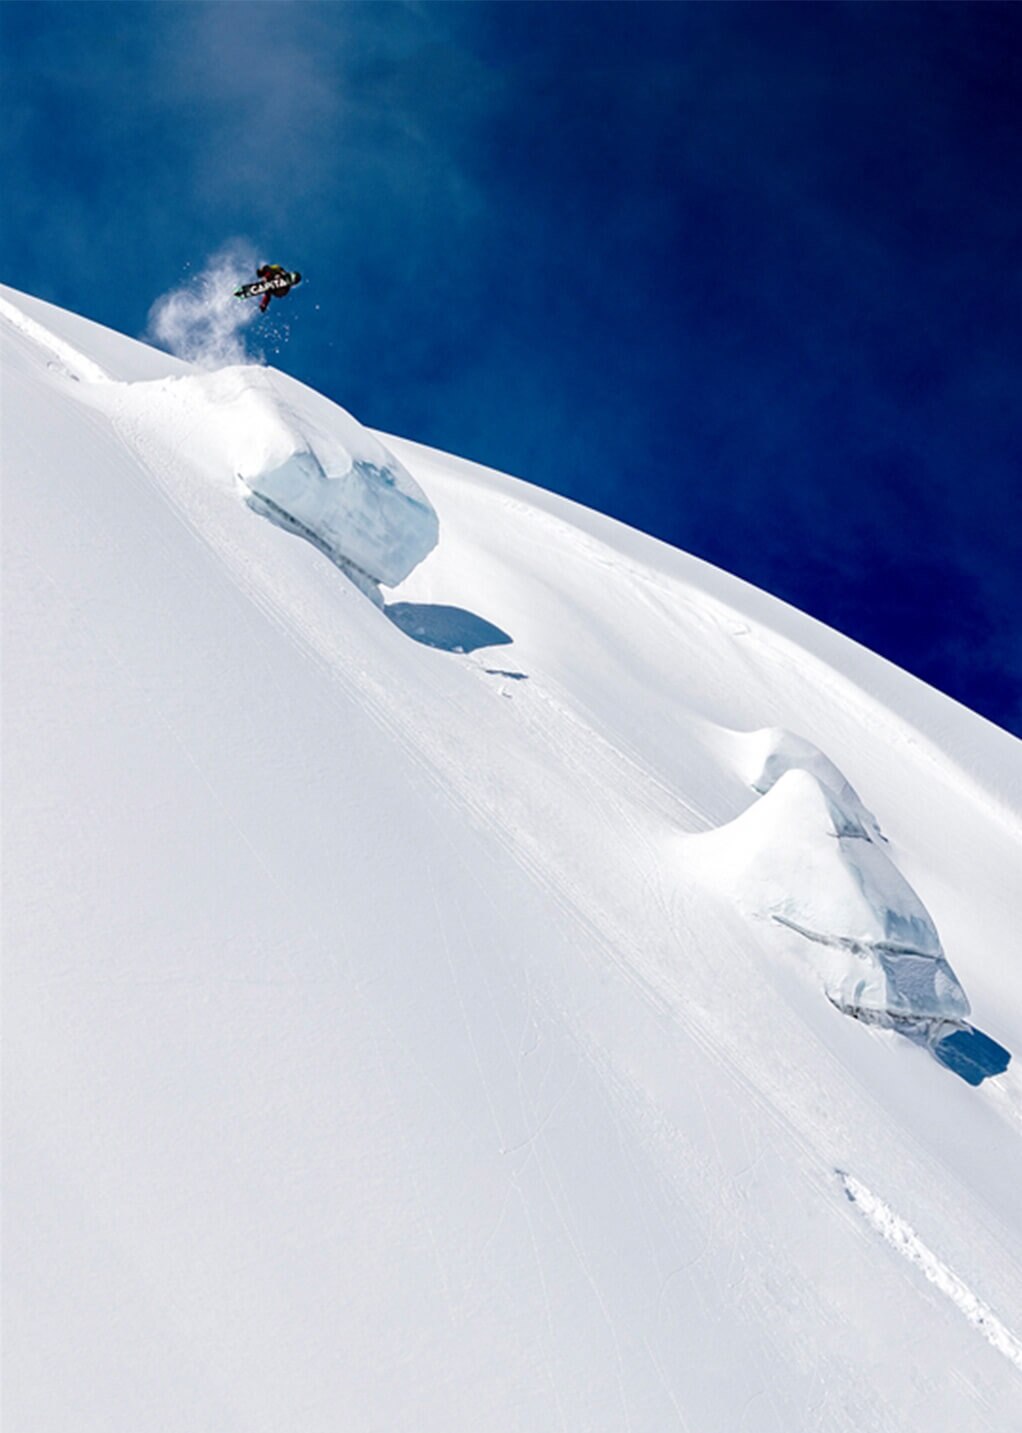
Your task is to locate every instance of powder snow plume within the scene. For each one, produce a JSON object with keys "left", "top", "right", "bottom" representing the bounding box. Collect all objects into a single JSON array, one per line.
[{"left": 147, "top": 242, "right": 263, "bottom": 368}]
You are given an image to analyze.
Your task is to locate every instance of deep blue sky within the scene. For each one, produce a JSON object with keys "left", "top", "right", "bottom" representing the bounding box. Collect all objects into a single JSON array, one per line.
[{"left": 4, "top": 3, "right": 1020, "bottom": 734}]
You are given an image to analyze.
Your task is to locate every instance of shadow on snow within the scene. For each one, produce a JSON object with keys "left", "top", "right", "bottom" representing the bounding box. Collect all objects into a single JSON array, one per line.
[
  {"left": 385, "top": 602, "right": 513, "bottom": 654},
  {"left": 929, "top": 1026, "right": 1011, "bottom": 1086}
]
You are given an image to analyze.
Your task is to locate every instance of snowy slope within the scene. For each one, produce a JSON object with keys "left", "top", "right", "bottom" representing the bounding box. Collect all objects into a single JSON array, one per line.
[{"left": 3, "top": 284, "right": 1021, "bottom": 1432}]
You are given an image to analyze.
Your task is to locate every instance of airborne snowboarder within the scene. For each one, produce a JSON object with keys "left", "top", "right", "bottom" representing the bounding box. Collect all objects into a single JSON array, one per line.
[{"left": 234, "top": 264, "right": 303, "bottom": 312}]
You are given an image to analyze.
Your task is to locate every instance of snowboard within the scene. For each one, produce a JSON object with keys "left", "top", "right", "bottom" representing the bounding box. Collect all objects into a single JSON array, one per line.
[{"left": 234, "top": 272, "right": 302, "bottom": 299}]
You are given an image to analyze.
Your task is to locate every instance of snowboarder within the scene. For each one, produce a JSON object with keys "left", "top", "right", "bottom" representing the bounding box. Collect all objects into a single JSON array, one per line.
[
  {"left": 234, "top": 265, "right": 303, "bottom": 311},
  {"left": 255, "top": 264, "right": 299, "bottom": 312}
]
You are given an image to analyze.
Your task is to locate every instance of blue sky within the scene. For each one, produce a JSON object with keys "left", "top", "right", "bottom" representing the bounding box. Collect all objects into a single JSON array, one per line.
[{"left": 4, "top": 2, "right": 1020, "bottom": 734}]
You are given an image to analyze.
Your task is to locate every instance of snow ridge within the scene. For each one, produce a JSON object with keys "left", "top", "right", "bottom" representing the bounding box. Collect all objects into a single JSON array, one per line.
[
  {"left": 686, "top": 744, "right": 971, "bottom": 1030},
  {"left": 840, "top": 1172, "right": 1022, "bottom": 1373},
  {"left": 0, "top": 294, "right": 438, "bottom": 593},
  {"left": 0, "top": 293, "right": 108, "bottom": 384}
]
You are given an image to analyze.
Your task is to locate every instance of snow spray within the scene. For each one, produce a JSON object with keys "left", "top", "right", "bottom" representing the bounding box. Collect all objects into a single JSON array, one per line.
[{"left": 147, "top": 242, "right": 263, "bottom": 368}]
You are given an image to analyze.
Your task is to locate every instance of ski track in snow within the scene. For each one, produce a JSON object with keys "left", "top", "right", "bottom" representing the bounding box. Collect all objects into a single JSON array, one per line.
[{"left": 839, "top": 1171, "right": 1022, "bottom": 1374}]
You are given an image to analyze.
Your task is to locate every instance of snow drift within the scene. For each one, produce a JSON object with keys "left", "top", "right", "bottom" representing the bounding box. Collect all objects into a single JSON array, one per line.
[
  {"left": 683, "top": 726, "right": 1012, "bottom": 1087},
  {"left": 727, "top": 723, "right": 886, "bottom": 840},
  {"left": 0, "top": 283, "right": 438, "bottom": 594},
  {"left": 118, "top": 363, "right": 440, "bottom": 590},
  {"left": 686, "top": 762, "right": 969, "bottom": 1026},
  {"left": 114, "top": 365, "right": 438, "bottom": 592},
  {"left": 227, "top": 370, "right": 438, "bottom": 589}
]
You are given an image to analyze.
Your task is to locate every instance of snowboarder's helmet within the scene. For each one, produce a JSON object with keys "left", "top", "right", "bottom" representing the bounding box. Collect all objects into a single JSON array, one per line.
[{"left": 292, "top": 272, "right": 302, "bottom": 284}]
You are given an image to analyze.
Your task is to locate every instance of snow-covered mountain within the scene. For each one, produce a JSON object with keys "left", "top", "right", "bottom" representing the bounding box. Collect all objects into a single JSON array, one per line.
[{"left": 4, "top": 284, "right": 1021, "bottom": 1431}]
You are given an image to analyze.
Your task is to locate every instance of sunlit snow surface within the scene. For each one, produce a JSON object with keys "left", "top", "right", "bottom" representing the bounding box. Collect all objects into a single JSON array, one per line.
[{"left": 4, "top": 285, "right": 1022, "bottom": 1431}]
